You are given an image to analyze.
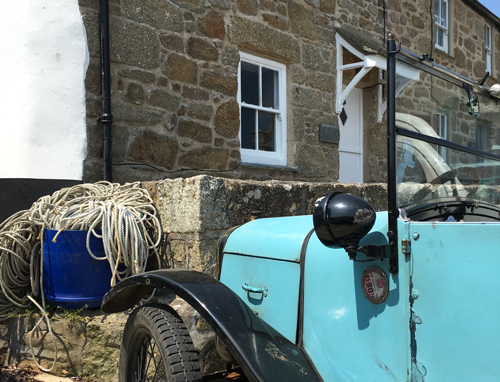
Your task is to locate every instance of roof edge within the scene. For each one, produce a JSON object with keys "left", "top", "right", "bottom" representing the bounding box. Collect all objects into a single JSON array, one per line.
[{"left": 462, "top": 0, "right": 500, "bottom": 28}]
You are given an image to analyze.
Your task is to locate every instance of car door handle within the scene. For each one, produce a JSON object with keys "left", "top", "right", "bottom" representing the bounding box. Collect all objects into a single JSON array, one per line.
[{"left": 242, "top": 283, "right": 268, "bottom": 297}]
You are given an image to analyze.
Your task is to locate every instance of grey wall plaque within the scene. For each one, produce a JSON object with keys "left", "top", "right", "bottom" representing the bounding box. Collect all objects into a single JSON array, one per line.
[{"left": 319, "top": 123, "right": 340, "bottom": 144}]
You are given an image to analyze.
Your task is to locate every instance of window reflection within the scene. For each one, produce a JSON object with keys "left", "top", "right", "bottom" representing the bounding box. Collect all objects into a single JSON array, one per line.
[
  {"left": 262, "top": 68, "right": 278, "bottom": 109},
  {"left": 258, "top": 111, "right": 275, "bottom": 152},
  {"left": 241, "top": 62, "right": 259, "bottom": 106},
  {"left": 241, "top": 108, "right": 256, "bottom": 150}
]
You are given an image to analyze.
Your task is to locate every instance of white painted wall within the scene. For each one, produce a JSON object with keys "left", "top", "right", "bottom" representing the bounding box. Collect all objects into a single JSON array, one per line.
[{"left": 0, "top": 0, "right": 89, "bottom": 180}]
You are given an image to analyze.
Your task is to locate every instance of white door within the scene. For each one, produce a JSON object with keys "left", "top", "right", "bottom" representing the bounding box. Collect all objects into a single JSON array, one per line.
[{"left": 339, "top": 88, "right": 363, "bottom": 182}]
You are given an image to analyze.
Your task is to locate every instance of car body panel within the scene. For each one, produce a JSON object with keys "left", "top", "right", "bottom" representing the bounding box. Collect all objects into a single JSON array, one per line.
[
  {"left": 221, "top": 211, "right": 415, "bottom": 381},
  {"left": 301, "top": 215, "right": 410, "bottom": 382},
  {"left": 408, "top": 221, "right": 500, "bottom": 381},
  {"left": 220, "top": 254, "right": 301, "bottom": 343},
  {"left": 221, "top": 215, "right": 314, "bottom": 343},
  {"left": 223, "top": 215, "right": 312, "bottom": 262}
]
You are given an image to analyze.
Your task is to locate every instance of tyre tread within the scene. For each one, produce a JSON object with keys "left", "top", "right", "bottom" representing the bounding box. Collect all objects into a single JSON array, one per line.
[{"left": 119, "top": 303, "right": 202, "bottom": 382}]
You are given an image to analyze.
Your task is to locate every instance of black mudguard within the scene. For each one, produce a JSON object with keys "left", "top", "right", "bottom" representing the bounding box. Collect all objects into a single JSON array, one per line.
[{"left": 101, "top": 269, "right": 322, "bottom": 382}]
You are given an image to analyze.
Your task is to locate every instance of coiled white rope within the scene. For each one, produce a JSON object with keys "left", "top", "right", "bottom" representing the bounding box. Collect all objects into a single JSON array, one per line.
[
  {"left": 0, "top": 181, "right": 162, "bottom": 370},
  {"left": 30, "top": 181, "right": 162, "bottom": 286},
  {"left": 0, "top": 210, "right": 39, "bottom": 316}
]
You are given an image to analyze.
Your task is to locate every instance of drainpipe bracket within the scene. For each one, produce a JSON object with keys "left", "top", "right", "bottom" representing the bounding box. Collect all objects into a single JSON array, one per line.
[{"left": 98, "top": 113, "right": 113, "bottom": 124}]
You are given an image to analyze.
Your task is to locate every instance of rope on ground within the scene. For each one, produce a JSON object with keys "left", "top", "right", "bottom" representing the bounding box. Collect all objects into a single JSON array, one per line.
[{"left": 0, "top": 181, "right": 162, "bottom": 370}]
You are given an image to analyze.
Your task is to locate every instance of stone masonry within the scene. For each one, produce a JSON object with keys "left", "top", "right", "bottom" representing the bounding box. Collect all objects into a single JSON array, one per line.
[
  {"left": 152, "top": 175, "right": 387, "bottom": 275},
  {"left": 79, "top": 0, "right": 500, "bottom": 185}
]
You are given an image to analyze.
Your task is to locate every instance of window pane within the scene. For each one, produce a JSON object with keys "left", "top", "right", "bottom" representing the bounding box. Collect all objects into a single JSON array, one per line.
[
  {"left": 241, "top": 108, "right": 256, "bottom": 149},
  {"left": 262, "top": 68, "right": 279, "bottom": 109},
  {"left": 435, "top": 27, "right": 443, "bottom": 47},
  {"left": 441, "top": 1, "right": 447, "bottom": 27},
  {"left": 258, "top": 111, "right": 275, "bottom": 152},
  {"left": 241, "top": 62, "right": 259, "bottom": 106},
  {"left": 434, "top": 0, "right": 439, "bottom": 22}
]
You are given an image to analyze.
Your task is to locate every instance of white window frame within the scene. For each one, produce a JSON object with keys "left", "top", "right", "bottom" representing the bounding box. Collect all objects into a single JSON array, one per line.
[
  {"left": 485, "top": 23, "right": 492, "bottom": 75},
  {"left": 238, "top": 52, "right": 287, "bottom": 166},
  {"left": 434, "top": 0, "right": 449, "bottom": 53},
  {"left": 437, "top": 109, "right": 449, "bottom": 161}
]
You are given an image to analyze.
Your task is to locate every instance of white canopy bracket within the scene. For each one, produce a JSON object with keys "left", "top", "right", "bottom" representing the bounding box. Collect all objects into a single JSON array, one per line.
[{"left": 336, "top": 33, "right": 386, "bottom": 115}]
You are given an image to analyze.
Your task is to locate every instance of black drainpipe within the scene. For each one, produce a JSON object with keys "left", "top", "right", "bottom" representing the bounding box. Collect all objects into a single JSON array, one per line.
[{"left": 99, "top": 0, "right": 113, "bottom": 182}]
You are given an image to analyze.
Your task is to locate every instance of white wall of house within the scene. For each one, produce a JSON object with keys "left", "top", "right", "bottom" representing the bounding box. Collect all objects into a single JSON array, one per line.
[{"left": 0, "top": 0, "right": 89, "bottom": 180}]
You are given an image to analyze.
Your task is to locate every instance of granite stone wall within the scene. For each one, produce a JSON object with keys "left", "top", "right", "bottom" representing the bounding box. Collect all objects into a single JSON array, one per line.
[
  {"left": 80, "top": 0, "right": 343, "bottom": 183},
  {"left": 80, "top": 0, "right": 499, "bottom": 183},
  {"left": 151, "top": 175, "right": 387, "bottom": 277}
]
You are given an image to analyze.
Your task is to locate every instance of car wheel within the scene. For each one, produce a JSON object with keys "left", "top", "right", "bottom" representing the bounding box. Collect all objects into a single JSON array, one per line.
[{"left": 119, "top": 303, "right": 202, "bottom": 382}]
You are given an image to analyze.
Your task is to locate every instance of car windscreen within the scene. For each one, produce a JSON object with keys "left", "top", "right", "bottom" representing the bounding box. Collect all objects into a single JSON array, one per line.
[{"left": 395, "top": 61, "right": 500, "bottom": 212}]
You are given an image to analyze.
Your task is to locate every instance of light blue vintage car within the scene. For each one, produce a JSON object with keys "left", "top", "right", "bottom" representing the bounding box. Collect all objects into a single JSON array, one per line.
[{"left": 102, "top": 35, "right": 500, "bottom": 382}]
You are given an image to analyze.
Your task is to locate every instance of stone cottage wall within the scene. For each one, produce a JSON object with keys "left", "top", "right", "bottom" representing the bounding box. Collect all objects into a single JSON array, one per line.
[
  {"left": 80, "top": 0, "right": 344, "bottom": 183},
  {"left": 80, "top": 0, "right": 500, "bottom": 186},
  {"left": 79, "top": 0, "right": 500, "bottom": 186},
  {"left": 78, "top": 0, "right": 500, "bottom": 185}
]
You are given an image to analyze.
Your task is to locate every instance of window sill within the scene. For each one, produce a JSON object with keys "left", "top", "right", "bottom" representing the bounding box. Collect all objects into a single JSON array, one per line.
[{"left": 241, "top": 162, "right": 298, "bottom": 171}]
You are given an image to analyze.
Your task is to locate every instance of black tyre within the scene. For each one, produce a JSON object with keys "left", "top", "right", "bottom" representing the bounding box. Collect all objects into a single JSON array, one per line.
[{"left": 119, "top": 303, "right": 203, "bottom": 382}]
